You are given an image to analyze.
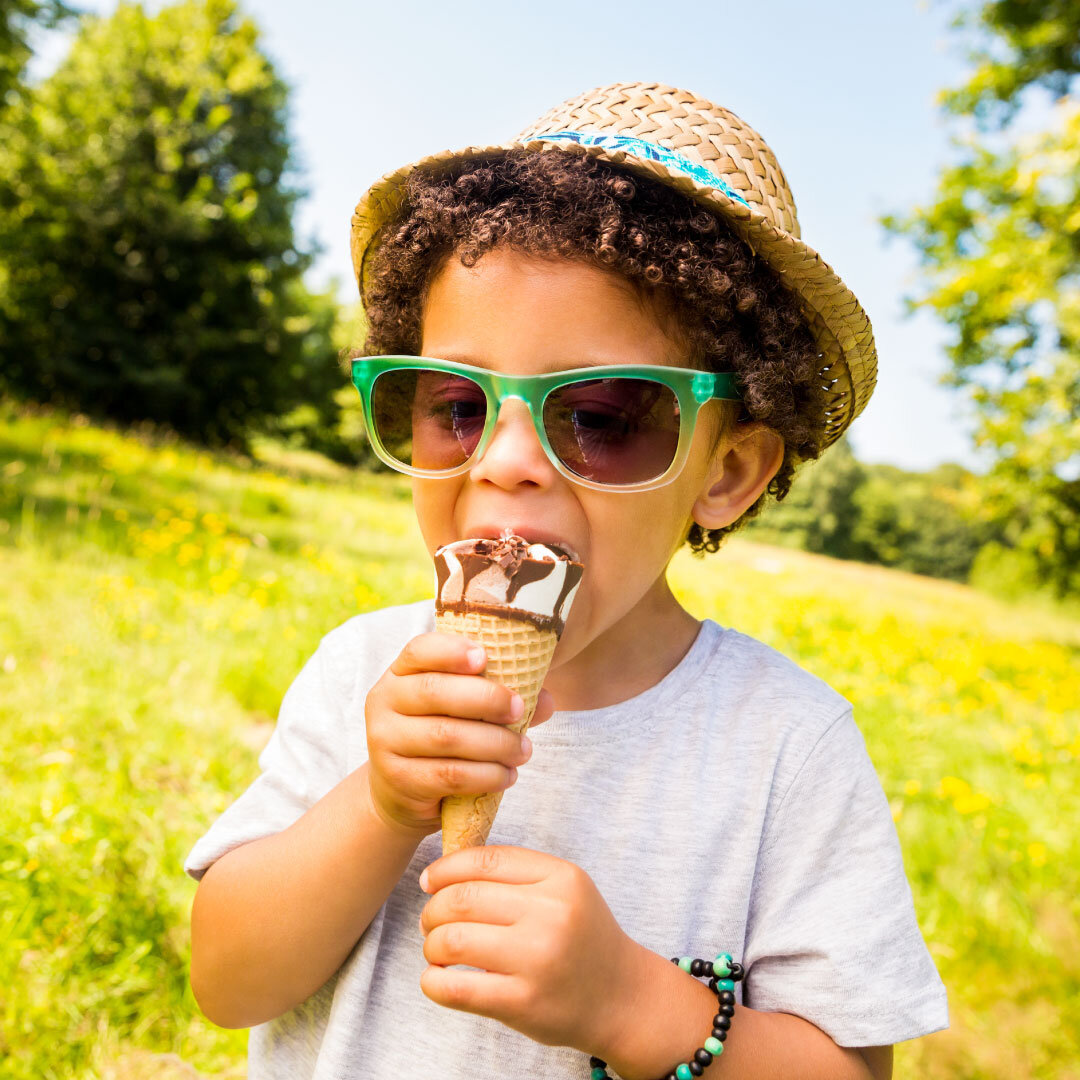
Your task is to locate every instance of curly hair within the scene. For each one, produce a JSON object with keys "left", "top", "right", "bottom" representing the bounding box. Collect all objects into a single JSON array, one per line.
[{"left": 349, "top": 146, "right": 829, "bottom": 553}]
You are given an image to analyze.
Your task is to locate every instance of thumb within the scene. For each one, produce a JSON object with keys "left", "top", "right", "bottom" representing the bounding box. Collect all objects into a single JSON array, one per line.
[{"left": 528, "top": 687, "right": 557, "bottom": 728}]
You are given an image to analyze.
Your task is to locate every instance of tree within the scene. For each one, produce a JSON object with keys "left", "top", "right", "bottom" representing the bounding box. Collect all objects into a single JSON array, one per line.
[
  {"left": 0, "top": 0, "right": 340, "bottom": 451},
  {"left": 0, "top": 0, "right": 78, "bottom": 108},
  {"left": 746, "top": 442, "right": 994, "bottom": 582},
  {"left": 937, "top": 0, "right": 1079, "bottom": 126},
  {"left": 883, "top": 0, "right": 1080, "bottom": 597},
  {"left": 744, "top": 436, "right": 867, "bottom": 559}
]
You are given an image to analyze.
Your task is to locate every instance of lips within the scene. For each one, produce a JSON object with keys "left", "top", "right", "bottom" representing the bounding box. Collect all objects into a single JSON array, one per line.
[{"left": 464, "top": 524, "right": 581, "bottom": 563}]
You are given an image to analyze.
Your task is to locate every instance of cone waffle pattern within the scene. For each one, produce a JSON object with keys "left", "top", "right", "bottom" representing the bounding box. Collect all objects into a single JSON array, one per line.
[{"left": 435, "top": 609, "right": 558, "bottom": 855}]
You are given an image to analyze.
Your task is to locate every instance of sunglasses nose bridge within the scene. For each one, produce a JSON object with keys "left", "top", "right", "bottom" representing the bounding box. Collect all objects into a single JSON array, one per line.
[
  {"left": 486, "top": 386, "right": 543, "bottom": 440},
  {"left": 486, "top": 371, "right": 540, "bottom": 421}
]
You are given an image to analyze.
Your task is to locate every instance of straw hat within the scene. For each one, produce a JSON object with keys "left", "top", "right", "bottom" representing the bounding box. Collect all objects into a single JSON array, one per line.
[{"left": 351, "top": 80, "right": 877, "bottom": 447}]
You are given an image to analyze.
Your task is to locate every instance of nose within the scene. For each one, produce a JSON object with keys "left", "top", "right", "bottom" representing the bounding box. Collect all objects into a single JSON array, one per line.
[{"left": 468, "top": 395, "right": 556, "bottom": 489}]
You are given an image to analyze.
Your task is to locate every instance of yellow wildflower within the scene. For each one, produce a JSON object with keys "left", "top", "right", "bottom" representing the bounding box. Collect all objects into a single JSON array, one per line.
[
  {"left": 953, "top": 791, "right": 991, "bottom": 814},
  {"left": 938, "top": 776, "right": 970, "bottom": 799}
]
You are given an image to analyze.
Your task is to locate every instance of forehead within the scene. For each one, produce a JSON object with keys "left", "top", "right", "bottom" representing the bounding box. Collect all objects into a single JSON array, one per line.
[{"left": 420, "top": 248, "right": 691, "bottom": 371}]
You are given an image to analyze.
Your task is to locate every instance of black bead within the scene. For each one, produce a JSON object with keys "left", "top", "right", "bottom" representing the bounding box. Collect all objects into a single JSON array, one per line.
[
  {"left": 688, "top": 1062, "right": 704, "bottom": 1077},
  {"left": 729, "top": 962, "right": 744, "bottom": 979},
  {"left": 711, "top": 1028, "right": 728, "bottom": 1042},
  {"left": 712, "top": 1014, "right": 731, "bottom": 1030},
  {"left": 665, "top": 1074, "right": 678, "bottom": 1080},
  {"left": 718, "top": 990, "right": 735, "bottom": 1005},
  {"left": 695, "top": 1048, "right": 713, "bottom": 1065},
  {"left": 670, "top": 956, "right": 680, "bottom": 964},
  {"left": 691, "top": 958, "right": 704, "bottom": 977},
  {"left": 718, "top": 1003, "right": 735, "bottom": 1017},
  {"left": 589, "top": 1057, "right": 606, "bottom": 1069},
  {"left": 703, "top": 960, "right": 714, "bottom": 977},
  {"left": 707, "top": 976, "right": 718, "bottom": 992}
]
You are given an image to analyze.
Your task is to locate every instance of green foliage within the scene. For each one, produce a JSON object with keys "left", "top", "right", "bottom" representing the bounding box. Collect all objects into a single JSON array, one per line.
[
  {"left": 0, "top": 0, "right": 77, "bottom": 107},
  {"left": 882, "top": 0, "right": 1080, "bottom": 597},
  {"left": 265, "top": 295, "right": 376, "bottom": 465},
  {"left": 0, "top": 0, "right": 342, "bottom": 452},
  {"left": 940, "top": 0, "right": 1080, "bottom": 126},
  {"left": 2, "top": 403, "right": 1078, "bottom": 1077},
  {"left": 745, "top": 438, "right": 997, "bottom": 582},
  {"left": 744, "top": 436, "right": 866, "bottom": 559}
]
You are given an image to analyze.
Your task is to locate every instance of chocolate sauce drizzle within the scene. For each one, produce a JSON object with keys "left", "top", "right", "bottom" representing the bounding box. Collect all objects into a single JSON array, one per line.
[{"left": 433, "top": 537, "right": 583, "bottom": 636}]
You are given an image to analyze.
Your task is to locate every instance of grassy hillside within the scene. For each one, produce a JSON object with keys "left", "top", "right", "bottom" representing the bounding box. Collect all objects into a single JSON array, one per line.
[{"left": 2, "top": 399, "right": 1078, "bottom": 1079}]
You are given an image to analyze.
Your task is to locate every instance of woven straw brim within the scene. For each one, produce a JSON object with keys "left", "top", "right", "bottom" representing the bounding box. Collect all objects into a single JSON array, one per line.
[{"left": 350, "top": 87, "right": 877, "bottom": 448}]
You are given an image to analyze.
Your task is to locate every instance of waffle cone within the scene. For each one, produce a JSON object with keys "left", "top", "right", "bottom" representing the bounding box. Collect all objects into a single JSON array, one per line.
[{"left": 435, "top": 609, "right": 558, "bottom": 855}]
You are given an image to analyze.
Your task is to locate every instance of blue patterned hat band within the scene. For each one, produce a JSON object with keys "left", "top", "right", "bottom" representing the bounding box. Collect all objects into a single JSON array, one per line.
[{"left": 521, "top": 130, "right": 752, "bottom": 210}]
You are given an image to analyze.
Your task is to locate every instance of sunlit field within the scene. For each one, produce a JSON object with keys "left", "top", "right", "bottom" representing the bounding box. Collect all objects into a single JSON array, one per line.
[{"left": 3, "top": 400, "right": 1077, "bottom": 1080}]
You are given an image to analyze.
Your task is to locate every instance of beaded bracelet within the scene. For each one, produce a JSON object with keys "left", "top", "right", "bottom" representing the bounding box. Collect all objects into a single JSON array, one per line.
[{"left": 587, "top": 953, "right": 745, "bottom": 1080}]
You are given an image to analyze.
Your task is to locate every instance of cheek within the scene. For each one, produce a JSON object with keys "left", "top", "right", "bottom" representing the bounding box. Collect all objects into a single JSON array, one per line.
[
  {"left": 411, "top": 479, "right": 461, "bottom": 551},
  {"left": 585, "top": 490, "right": 688, "bottom": 572}
]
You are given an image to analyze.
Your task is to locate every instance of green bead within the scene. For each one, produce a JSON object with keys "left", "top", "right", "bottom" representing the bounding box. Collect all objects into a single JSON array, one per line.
[
  {"left": 704, "top": 1037, "right": 724, "bottom": 1055},
  {"left": 713, "top": 953, "right": 732, "bottom": 977},
  {"left": 591, "top": 1069, "right": 607, "bottom": 1080},
  {"left": 716, "top": 978, "right": 735, "bottom": 992},
  {"left": 678, "top": 956, "right": 693, "bottom": 972},
  {"left": 676, "top": 1065, "right": 693, "bottom": 1080}
]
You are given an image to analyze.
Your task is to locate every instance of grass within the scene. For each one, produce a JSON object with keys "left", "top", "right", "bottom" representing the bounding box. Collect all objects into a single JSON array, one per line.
[{"left": 2, "top": 398, "right": 1078, "bottom": 1079}]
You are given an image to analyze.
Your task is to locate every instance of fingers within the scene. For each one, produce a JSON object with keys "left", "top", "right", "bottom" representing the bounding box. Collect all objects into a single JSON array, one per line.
[
  {"left": 422, "top": 844, "right": 554, "bottom": 893},
  {"left": 422, "top": 919, "right": 517, "bottom": 975},
  {"left": 393, "top": 713, "right": 532, "bottom": 769},
  {"left": 420, "top": 965, "right": 530, "bottom": 1020},
  {"left": 390, "top": 634, "right": 523, "bottom": 727},
  {"left": 400, "top": 670, "right": 524, "bottom": 726},
  {"left": 383, "top": 753, "right": 520, "bottom": 800},
  {"left": 419, "top": 878, "right": 526, "bottom": 937},
  {"left": 391, "top": 631, "right": 488, "bottom": 678}
]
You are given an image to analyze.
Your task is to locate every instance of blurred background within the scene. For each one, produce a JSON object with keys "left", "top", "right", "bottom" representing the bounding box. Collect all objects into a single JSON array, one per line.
[{"left": 1, "top": 1, "right": 1077, "bottom": 1077}]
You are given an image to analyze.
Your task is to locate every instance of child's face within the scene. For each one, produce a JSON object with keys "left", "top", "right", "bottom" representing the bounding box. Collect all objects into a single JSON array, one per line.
[{"left": 414, "top": 246, "right": 775, "bottom": 668}]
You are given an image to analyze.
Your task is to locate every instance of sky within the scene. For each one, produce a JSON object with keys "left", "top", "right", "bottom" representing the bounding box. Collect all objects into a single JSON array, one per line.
[{"left": 28, "top": 0, "right": 995, "bottom": 472}]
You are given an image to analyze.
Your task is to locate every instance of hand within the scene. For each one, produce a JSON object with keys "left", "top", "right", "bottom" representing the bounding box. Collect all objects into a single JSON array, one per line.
[
  {"left": 364, "top": 632, "right": 556, "bottom": 837},
  {"left": 418, "top": 845, "right": 644, "bottom": 1055}
]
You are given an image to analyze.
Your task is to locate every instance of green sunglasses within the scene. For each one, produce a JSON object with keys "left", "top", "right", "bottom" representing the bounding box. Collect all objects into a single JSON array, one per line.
[{"left": 350, "top": 355, "right": 742, "bottom": 493}]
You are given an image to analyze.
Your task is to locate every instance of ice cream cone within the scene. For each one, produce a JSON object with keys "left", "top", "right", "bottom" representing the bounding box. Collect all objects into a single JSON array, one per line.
[
  {"left": 436, "top": 609, "right": 558, "bottom": 854},
  {"left": 432, "top": 530, "right": 583, "bottom": 856}
]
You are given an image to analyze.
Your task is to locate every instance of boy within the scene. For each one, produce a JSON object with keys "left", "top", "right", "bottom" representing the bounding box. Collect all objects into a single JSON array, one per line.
[{"left": 185, "top": 82, "right": 948, "bottom": 1080}]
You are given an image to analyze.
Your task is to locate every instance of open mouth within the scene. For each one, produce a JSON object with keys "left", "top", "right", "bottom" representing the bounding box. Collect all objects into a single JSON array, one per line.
[{"left": 468, "top": 527, "right": 580, "bottom": 563}]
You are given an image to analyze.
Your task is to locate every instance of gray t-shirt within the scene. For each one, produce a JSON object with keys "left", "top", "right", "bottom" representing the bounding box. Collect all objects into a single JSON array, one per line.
[{"left": 184, "top": 598, "right": 948, "bottom": 1078}]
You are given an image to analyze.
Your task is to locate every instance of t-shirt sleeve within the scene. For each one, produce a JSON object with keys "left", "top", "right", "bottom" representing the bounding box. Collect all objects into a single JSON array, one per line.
[
  {"left": 743, "top": 709, "right": 949, "bottom": 1047},
  {"left": 182, "top": 631, "right": 354, "bottom": 883}
]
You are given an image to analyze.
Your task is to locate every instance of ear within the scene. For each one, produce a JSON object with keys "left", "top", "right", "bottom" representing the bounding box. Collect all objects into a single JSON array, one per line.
[{"left": 691, "top": 422, "right": 784, "bottom": 532}]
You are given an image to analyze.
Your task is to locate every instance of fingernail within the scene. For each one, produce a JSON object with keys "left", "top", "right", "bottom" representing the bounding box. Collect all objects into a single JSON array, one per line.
[
  {"left": 419, "top": 868, "right": 430, "bottom": 892},
  {"left": 467, "top": 646, "right": 485, "bottom": 669},
  {"left": 520, "top": 734, "right": 532, "bottom": 757},
  {"left": 509, "top": 693, "right": 524, "bottom": 720}
]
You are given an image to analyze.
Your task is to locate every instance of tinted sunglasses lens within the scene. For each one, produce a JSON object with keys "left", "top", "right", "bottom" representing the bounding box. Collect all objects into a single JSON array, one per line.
[
  {"left": 371, "top": 369, "right": 487, "bottom": 470},
  {"left": 543, "top": 378, "right": 681, "bottom": 485}
]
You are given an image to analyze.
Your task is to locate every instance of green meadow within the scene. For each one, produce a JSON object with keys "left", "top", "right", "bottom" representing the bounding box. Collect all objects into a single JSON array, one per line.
[{"left": 2, "top": 398, "right": 1078, "bottom": 1079}]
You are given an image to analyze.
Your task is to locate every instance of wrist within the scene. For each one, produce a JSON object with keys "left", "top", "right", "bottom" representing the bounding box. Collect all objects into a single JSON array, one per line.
[{"left": 590, "top": 944, "right": 719, "bottom": 1080}]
